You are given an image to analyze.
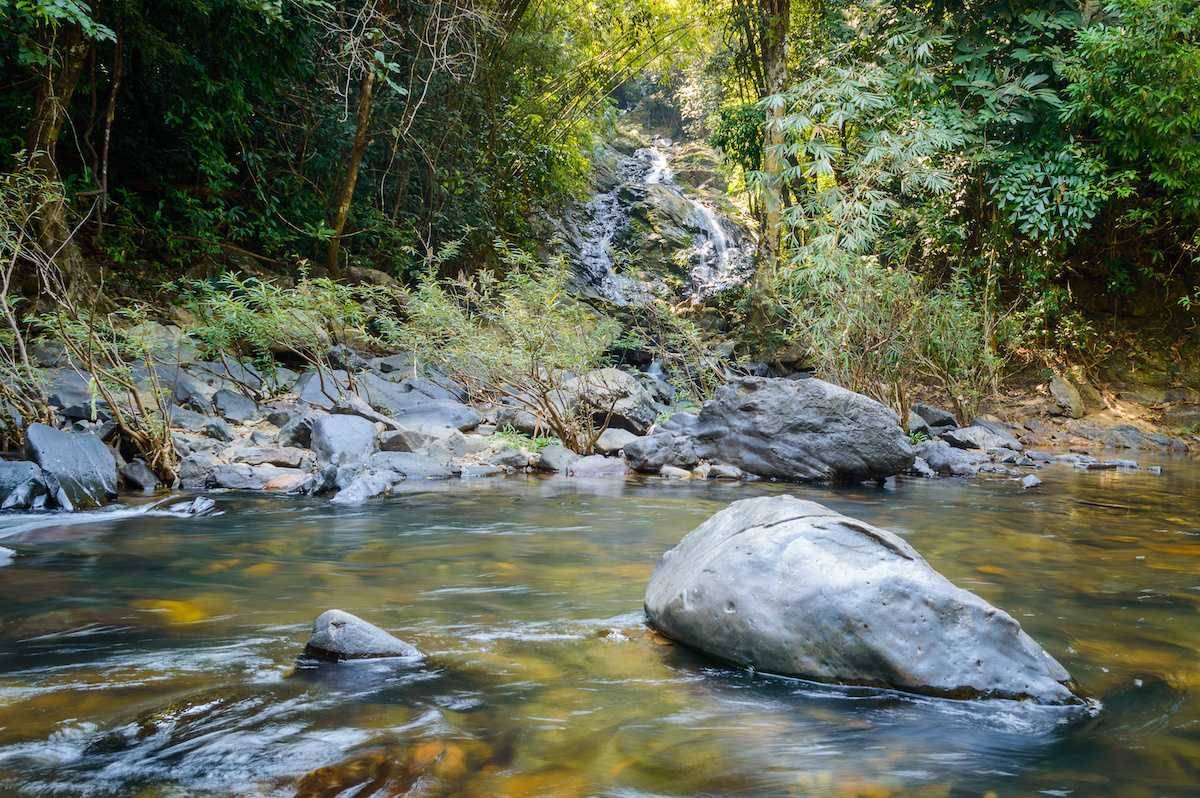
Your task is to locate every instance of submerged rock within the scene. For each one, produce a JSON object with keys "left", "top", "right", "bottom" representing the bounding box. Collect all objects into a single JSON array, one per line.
[
  {"left": 689, "top": 377, "right": 914, "bottom": 483},
  {"left": 24, "top": 423, "right": 118, "bottom": 511},
  {"left": 304, "top": 609, "right": 422, "bottom": 662},
  {"left": 644, "top": 496, "right": 1079, "bottom": 704}
]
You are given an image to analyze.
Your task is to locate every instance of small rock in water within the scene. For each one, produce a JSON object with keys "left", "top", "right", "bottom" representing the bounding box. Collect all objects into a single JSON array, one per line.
[
  {"left": 166, "top": 496, "right": 217, "bottom": 516},
  {"left": 1021, "top": 474, "right": 1042, "bottom": 489},
  {"left": 303, "top": 609, "right": 422, "bottom": 662},
  {"left": 0, "top": 546, "right": 14, "bottom": 566}
]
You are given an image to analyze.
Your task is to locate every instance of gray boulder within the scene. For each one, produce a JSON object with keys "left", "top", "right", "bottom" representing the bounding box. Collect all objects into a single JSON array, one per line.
[
  {"left": 212, "top": 388, "right": 259, "bottom": 422},
  {"left": 368, "top": 451, "right": 455, "bottom": 479},
  {"left": 304, "top": 609, "right": 422, "bottom": 662},
  {"left": 914, "top": 440, "right": 990, "bottom": 477},
  {"left": 496, "top": 404, "right": 541, "bottom": 435},
  {"left": 913, "top": 403, "right": 957, "bottom": 431},
  {"left": 0, "top": 460, "right": 54, "bottom": 510},
  {"left": 232, "top": 446, "right": 308, "bottom": 468},
  {"left": 390, "top": 401, "right": 482, "bottom": 432},
  {"left": 942, "top": 425, "right": 1022, "bottom": 452},
  {"left": 204, "top": 418, "right": 235, "bottom": 443},
  {"left": 623, "top": 432, "right": 698, "bottom": 473},
  {"left": 120, "top": 460, "right": 161, "bottom": 492},
  {"left": 644, "top": 496, "right": 1079, "bottom": 704},
  {"left": 595, "top": 427, "right": 639, "bottom": 455},
  {"left": 534, "top": 445, "right": 579, "bottom": 473},
  {"left": 311, "top": 414, "right": 377, "bottom": 466},
  {"left": 690, "top": 377, "right": 914, "bottom": 482},
  {"left": 562, "top": 368, "right": 660, "bottom": 434},
  {"left": 379, "top": 426, "right": 467, "bottom": 457},
  {"left": 213, "top": 463, "right": 306, "bottom": 491},
  {"left": 24, "top": 423, "right": 117, "bottom": 510},
  {"left": 278, "top": 410, "right": 325, "bottom": 448},
  {"left": 178, "top": 453, "right": 221, "bottom": 489},
  {"left": 43, "top": 368, "right": 107, "bottom": 421},
  {"left": 566, "top": 454, "right": 628, "bottom": 478}
]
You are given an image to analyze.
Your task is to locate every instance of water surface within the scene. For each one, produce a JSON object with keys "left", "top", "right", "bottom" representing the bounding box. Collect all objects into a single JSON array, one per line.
[{"left": 1, "top": 461, "right": 1198, "bottom": 796}]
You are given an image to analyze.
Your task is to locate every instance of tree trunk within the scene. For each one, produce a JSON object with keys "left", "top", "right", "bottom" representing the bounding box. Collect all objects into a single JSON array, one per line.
[
  {"left": 26, "top": 25, "right": 91, "bottom": 291},
  {"left": 326, "top": 67, "right": 376, "bottom": 279},
  {"left": 749, "top": 0, "right": 790, "bottom": 337}
]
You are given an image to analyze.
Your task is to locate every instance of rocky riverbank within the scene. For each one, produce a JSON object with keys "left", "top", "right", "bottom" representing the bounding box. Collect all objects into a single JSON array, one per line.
[{"left": 0, "top": 324, "right": 1194, "bottom": 515}]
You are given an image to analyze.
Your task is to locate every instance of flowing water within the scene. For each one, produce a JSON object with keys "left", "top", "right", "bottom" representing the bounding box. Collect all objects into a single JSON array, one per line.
[
  {"left": 576, "top": 139, "right": 753, "bottom": 304},
  {"left": 1, "top": 461, "right": 1200, "bottom": 796}
]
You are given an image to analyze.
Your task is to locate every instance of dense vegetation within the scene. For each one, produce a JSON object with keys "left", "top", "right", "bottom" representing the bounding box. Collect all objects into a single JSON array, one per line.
[{"left": 3, "top": 0, "right": 1199, "bottom": 451}]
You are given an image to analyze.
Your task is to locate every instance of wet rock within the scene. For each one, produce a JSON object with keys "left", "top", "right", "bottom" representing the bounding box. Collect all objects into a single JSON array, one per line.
[
  {"left": 706, "top": 463, "right": 744, "bottom": 480},
  {"left": 0, "top": 546, "right": 14, "bottom": 566},
  {"left": 941, "top": 424, "right": 1022, "bottom": 452},
  {"left": 460, "top": 463, "right": 505, "bottom": 479},
  {"left": 178, "top": 452, "right": 221, "bottom": 489},
  {"left": 232, "top": 446, "right": 308, "bottom": 468},
  {"left": 120, "top": 459, "right": 161, "bottom": 492},
  {"left": 909, "top": 457, "right": 936, "bottom": 479},
  {"left": 690, "top": 377, "right": 914, "bottom": 483},
  {"left": 595, "top": 427, "right": 639, "bottom": 454},
  {"left": 330, "top": 469, "right": 400, "bottom": 505},
  {"left": 1021, "top": 474, "right": 1042, "bottom": 489},
  {"left": 644, "top": 495, "right": 1079, "bottom": 704},
  {"left": 24, "top": 423, "right": 117, "bottom": 511},
  {"left": 0, "top": 460, "right": 54, "bottom": 511},
  {"left": 914, "top": 440, "right": 990, "bottom": 477},
  {"left": 303, "top": 609, "right": 421, "bottom": 662},
  {"left": 311, "top": 414, "right": 377, "bottom": 466},
  {"left": 212, "top": 388, "right": 259, "bottom": 422},
  {"left": 535, "top": 445, "right": 579, "bottom": 473},
  {"left": 566, "top": 454, "right": 628, "bottom": 478},
  {"left": 165, "top": 496, "right": 217, "bottom": 516},
  {"left": 660, "top": 464, "right": 691, "bottom": 479}
]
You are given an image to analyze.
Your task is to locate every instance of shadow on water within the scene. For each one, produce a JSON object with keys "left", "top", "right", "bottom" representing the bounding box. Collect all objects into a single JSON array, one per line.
[{"left": 0, "top": 461, "right": 1198, "bottom": 795}]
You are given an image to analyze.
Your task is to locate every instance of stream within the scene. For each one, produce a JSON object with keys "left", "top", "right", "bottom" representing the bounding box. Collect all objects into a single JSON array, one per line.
[{"left": 1, "top": 461, "right": 1199, "bottom": 795}]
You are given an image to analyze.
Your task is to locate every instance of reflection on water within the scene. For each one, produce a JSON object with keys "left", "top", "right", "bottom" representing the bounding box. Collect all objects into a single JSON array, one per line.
[{"left": 1, "top": 462, "right": 1199, "bottom": 796}]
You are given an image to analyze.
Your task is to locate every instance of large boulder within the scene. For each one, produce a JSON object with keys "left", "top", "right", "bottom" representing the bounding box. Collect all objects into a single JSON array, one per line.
[
  {"left": 303, "top": 609, "right": 422, "bottom": 662},
  {"left": 942, "top": 424, "right": 1022, "bottom": 452},
  {"left": 690, "top": 377, "right": 914, "bottom": 482},
  {"left": 623, "top": 432, "right": 698, "bottom": 473},
  {"left": 561, "top": 368, "right": 660, "bottom": 434},
  {"left": 389, "top": 401, "right": 482, "bottom": 432},
  {"left": 311, "top": 414, "right": 377, "bottom": 466},
  {"left": 914, "top": 439, "right": 991, "bottom": 477},
  {"left": 645, "top": 496, "right": 1079, "bottom": 704},
  {"left": 24, "top": 423, "right": 117, "bottom": 510}
]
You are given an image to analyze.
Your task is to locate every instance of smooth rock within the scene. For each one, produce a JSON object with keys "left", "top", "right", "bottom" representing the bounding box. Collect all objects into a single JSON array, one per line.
[
  {"left": 213, "top": 463, "right": 306, "bottom": 491},
  {"left": 166, "top": 496, "right": 217, "bottom": 516},
  {"left": 914, "top": 440, "right": 990, "bottom": 477},
  {"left": 1021, "top": 474, "right": 1042, "bottom": 489},
  {"left": 566, "top": 454, "right": 628, "bottom": 478},
  {"left": 278, "top": 410, "right": 325, "bottom": 448},
  {"left": 561, "top": 368, "right": 661, "bottom": 434},
  {"left": 660, "top": 464, "right": 691, "bottom": 479},
  {"left": 690, "top": 377, "right": 914, "bottom": 482},
  {"left": 644, "top": 496, "right": 1079, "bottom": 704},
  {"left": 311, "top": 414, "right": 377, "bottom": 466},
  {"left": 120, "top": 460, "right": 161, "bottom": 492},
  {"left": 367, "top": 451, "right": 455, "bottom": 480},
  {"left": 595, "top": 427, "right": 639, "bottom": 454},
  {"left": 24, "top": 423, "right": 117, "bottom": 511},
  {"left": 909, "top": 456, "right": 936, "bottom": 478},
  {"left": 304, "top": 609, "right": 422, "bottom": 662},
  {"left": 178, "top": 453, "right": 221, "bottom": 489},
  {"left": 212, "top": 388, "right": 259, "bottom": 422},
  {"left": 232, "top": 446, "right": 308, "bottom": 468},
  {"left": 379, "top": 426, "right": 466, "bottom": 457},
  {"left": 204, "top": 418, "right": 235, "bottom": 443},
  {"left": 913, "top": 403, "right": 957, "bottom": 430},
  {"left": 623, "top": 432, "right": 698, "bottom": 473},
  {"left": 535, "top": 445, "right": 579, "bottom": 473},
  {"left": 390, "top": 401, "right": 482, "bottom": 432},
  {"left": 486, "top": 447, "right": 529, "bottom": 469},
  {"left": 941, "top": 425, "right": 1022, "bottom": 452}
]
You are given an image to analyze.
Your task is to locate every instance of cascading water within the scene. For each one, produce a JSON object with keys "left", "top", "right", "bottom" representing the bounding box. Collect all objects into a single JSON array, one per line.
[{"left": 572, "top": 135, "right": 754, "bottom": 305}]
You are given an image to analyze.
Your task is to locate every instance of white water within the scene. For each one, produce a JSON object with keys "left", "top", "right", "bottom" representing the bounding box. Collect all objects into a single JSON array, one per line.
[{"left": 575, "top": 137, "right": 752, "bottom": 303}]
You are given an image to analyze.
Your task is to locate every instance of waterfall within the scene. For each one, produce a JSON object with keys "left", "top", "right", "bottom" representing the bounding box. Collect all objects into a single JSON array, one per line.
[{"left": 573, "top": 136, "right": 754, "bottom": 304}]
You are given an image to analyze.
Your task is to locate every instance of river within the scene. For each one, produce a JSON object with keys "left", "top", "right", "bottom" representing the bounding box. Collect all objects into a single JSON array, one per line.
[{"left": 1, "top": 460, "right": 1198, "bottom": 795}]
